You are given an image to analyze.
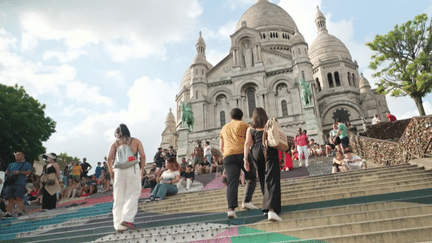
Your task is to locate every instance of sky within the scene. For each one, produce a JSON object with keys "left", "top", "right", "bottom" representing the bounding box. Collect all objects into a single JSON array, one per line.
[{"left": 1, "top": 0, "right": 431, "bottom": 174}]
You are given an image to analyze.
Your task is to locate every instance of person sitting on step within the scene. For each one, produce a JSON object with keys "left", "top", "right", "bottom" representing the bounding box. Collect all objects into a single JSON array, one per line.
[
  {"left": 342, "top": 149, "right": 367, "bottom": 171},
  {"left": 147, "top": 157, "right": 180, "bottom": 202},
  {"left": 177, "top": 165, "right": 194, "bottom": 190},
  {"left": 332, "top": 150, "right": 345, "bottom": 174}
]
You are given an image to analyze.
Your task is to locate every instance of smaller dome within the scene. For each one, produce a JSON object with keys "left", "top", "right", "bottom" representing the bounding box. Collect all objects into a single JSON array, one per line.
[
  {"left": 315, "top": 6, "right": 325, "bottom": 20},
  {"left": 165, "top": 108, "right": 176, "bottom": 124},
  {"left": 292, "top": 28, "right": 306, "bottom": 45},
  {"left": 359, "top": 73, "right": 372, "bottom": 93},
  {"left": 196, "top": 31, "right": 206, "bottom": 46}
]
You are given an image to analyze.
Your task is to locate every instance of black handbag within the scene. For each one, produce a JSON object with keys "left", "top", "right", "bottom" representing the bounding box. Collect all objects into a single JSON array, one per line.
[{"left": 4, "top": 162, "right": 26, "bottom": 186}]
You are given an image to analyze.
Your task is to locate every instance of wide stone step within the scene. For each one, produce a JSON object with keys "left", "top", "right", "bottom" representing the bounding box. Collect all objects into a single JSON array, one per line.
[
  {"left": 143, "top": 176, "right": 432, "bottom": 213},
  {"left": 149, "top": 170, "right": 432, "bottom": 206},
  {"left": 151, "top": 165, "right": 424, "bottom": 203},
  {"left": 249, "top": 203, "right": 432, "bottom": 232},
  {"left": 148, "top": 182, "right": 432, "bottom": 215}
]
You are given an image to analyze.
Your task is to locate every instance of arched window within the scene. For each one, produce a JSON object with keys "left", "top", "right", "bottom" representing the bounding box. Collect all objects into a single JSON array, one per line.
[
  {"left": 315, "top": 78, "right": 322, "bottom": 92},
  {"left": 334, "top": 72, "right": 341, "bottom": 86},
  {"left": 196, "top": 91, "right": 198, "bottom": 99},
  {"left": 352, "top": 74, "right": 356, "bottom": 87},
  {"left": 347, "top": 72, "right": 351, "bottom": 86},
  {"left": 195, "top": 69, "right": 198, "bottom": 75},
  {"left": 281, "top": 100, "right": 288, "bottom": 117},
  {"left": 220, "top": 111, "right": 226, "bottom": 127},
  {"left": 302, "top": 71, "right": 305, "bottom": 80},
  {"left": 327, "top": 73, "right": 334, "bottom": 88},
  {"left": 247, "top": 88, "right": 256, "bottom": 118}
]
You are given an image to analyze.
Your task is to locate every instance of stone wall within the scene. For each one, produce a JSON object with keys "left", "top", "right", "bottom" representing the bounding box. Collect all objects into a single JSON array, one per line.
[
  {"left": 365, "top": 119, "right": 411, "bottom": 140},
  {"left": 351, "top": 115, "right": 432, "bottom": 165}
]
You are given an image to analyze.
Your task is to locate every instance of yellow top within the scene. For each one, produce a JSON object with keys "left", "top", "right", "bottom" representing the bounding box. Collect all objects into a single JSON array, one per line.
[
  {"left": 220, "top": 120, "right": 249, "bottom": 158},
  {"left": 72, "top": 165, "right": 82, "bottom": 176}
]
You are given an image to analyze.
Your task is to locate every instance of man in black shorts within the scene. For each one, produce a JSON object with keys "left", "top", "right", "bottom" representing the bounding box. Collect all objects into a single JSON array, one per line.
[{"left": 325, "top": 123, "right": 338, "bottom": 157}]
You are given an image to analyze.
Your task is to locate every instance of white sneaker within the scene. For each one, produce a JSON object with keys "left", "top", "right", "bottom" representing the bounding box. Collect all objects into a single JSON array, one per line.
[
  {"left": 242, "top": 201, "right": 258, "bottom": 210},
  {"left": 299, "top": 162, "right": 302, "bottom": 167},
  {"left": 268, "top": 211, "right": 282, "bottom": 221},
  {"left": 227, "top": 210, "right": 237, "bottom": 219},
  {"left": 306, "top": 163, "right": 309, "bottom": 167}
]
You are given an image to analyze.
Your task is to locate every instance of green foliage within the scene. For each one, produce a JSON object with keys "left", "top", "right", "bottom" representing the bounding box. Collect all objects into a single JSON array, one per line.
[
  {"left": 57, "top": 152, "right": 80, "bottom": 169},
  {"left": 0, "top": 84, "right": 56, "bottom": 165},
  {"left": 366, "top": 14, "right": 432, "bottom": 115}
]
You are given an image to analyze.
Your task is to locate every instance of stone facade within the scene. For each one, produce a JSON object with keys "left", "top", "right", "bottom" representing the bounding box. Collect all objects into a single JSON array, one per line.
[{"left": 160, "top": 0, "right": 390, "bottom": 158}]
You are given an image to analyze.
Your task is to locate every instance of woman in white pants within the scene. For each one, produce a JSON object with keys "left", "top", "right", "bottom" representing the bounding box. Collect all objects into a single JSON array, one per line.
[{"left": 107, "top": 124, "right": 146, "bottom": 232}]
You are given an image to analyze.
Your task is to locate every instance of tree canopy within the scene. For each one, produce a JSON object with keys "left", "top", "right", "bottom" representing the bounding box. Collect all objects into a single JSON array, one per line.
[
  {"left": 366, "top": 13, "right": 432, "bottom": 116},
  {"left": 57, "top": 152, "right": 80, "bottom": 169},
  {"left": 0, "top": 84, "right": 56, "bottom": 164}
]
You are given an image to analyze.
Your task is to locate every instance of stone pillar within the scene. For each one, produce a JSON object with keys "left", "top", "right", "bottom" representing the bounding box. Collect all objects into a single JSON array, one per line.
[{"left": 176, "top": 126, "right": 190, "bottom": 159}]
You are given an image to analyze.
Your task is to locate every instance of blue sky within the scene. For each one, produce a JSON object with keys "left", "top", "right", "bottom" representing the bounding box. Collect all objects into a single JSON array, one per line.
[{"left": 1, "top": 0, "right": 431, "bottom": 173}]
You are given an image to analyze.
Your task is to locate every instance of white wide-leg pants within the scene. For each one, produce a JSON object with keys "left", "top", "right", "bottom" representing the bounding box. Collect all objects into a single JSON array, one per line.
[
  {"left": 297, "top": 145, "right": 309, "bottom": 166},
  {"left": 112, "top": 164, "right": 141, "bottom": 230}
]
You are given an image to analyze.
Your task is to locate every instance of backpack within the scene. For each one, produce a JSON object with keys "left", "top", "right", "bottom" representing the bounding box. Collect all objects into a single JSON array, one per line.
[
  {"left": 263, "top": 118, "right": 289, "bottom": 152},
  {"left": 114, "top": 138, "right": 139, "bottom": 169}
]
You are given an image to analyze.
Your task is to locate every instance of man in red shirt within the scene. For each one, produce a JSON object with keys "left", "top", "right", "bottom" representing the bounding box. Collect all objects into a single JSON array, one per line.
[
  {"left": 294, "top": 128, "right": 309, "bottom": 167},
  {"left": 386, "top": 112, "right": 397, "bottom": 122}
]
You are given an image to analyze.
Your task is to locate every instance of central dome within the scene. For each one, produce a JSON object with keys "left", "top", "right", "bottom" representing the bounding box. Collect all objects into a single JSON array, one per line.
[{"left": 235, "top": 0, "right": 297, "bottom": 32}]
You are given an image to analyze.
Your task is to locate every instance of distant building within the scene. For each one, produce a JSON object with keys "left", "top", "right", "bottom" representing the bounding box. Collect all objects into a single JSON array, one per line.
[{"left": 161, "top": 0, "right": 389, "bottom": 158}]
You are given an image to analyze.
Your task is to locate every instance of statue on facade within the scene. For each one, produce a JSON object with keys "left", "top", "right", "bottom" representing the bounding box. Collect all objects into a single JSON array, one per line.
[
  {"left": 181, "top": 102, "right": 194, "bottom": 132},
  {"left": 299, "top": 79, "right": 312, "bottom": 106},
  {"left": 243, "top": 43, "right": 253, "bottom": 68}
]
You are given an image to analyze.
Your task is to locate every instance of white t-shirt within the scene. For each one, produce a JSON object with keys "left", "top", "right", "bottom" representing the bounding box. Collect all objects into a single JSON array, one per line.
[
  {"left": 372, "top": 117, "right": 380, "bottom": 125},
  {"left": 204, "top": 145, "right": 212, "bottom": 156},
  {"left": 161, "top": 170, "right": 180, "bottom": 182}
]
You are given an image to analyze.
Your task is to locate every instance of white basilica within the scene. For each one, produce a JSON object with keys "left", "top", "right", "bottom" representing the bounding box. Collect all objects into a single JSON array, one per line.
[{"left": 160, "top": 0, "right": 389, "bottom": 158}]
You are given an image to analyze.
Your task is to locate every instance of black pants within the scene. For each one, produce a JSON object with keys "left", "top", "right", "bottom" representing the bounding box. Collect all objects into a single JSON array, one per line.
[
  {"left": 250, "top": 146, "right": 281, "bottom": 214},
  {"left": 224, "top": 154, "right": 257, "bottom": 210}
]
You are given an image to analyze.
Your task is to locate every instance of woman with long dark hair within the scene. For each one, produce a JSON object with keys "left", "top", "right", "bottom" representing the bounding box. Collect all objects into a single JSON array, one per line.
[
  {"left": 146, "top": 157, "right": 180, "bottom": 201},
  {"left": 107, "top": 124, "right": 146, "bottom": 232},
  {"left": 41, "top": 153, "right": 60, "bottom": 210},
  {"left": 244, "top": 107, "right": 282, "bottom": 221}
]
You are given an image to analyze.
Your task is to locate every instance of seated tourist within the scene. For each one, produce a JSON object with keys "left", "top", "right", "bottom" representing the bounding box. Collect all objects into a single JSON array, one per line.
[
  {"left": 332, "top": 150, "right": 345, "bottom": 174},
  {"left": 178, "top": 157, "right": 188, "bottom": 175},
  {"left": 147, "top": 168, "right": 158, "bottom": 192},
  {"left": 177, "top": 165, "right": 194, "bottom": 190},
  {"left": 314, "top": 144, "right": 324, "bottom": 157},
  {"left": 147, "top": 157, "right": 180, "bottom": 202},
  {"left": 25, "top": 185, "right": 41, "bottom": 205},
  {"left": 197, "top": 157, "right": 210, "bottom": 174},
  {"left": 67, "top": 179, "right": 81, "bottom": 198},
  {"left": 342, "top": 149, "right": 367, "bottom": 171}
]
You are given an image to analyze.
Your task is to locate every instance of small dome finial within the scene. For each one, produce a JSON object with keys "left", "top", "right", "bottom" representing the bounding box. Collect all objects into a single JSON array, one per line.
[
  {"left": 199, "top": 31, "right": 202, "bottom": 37},
  {"left": 317, "top": 5, "right": 319, "bottom": 10},
  {"left": 256, "top": 0, "right": 268, "bottom": 3}
]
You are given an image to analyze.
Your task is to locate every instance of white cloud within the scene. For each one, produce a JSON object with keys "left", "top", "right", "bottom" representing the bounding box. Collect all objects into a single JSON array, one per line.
[
  {"left": 388, "top": 97, "right": 432, "bottom": 119},
  {"left": 426, "top": 0, "right": 432, "bottom": 15},
  {"left": 44, "top": 76, "right": 179, "bottom": 167},
  {"left": 61, "top": 105, "right": 93, "bottom": 117},
  {"left": 66, "top": 81, "right": 115, "bottom": 107},
  {"left": 279, "top": 0, "right": 321, "bottom": 45},
  {"left": 105, "top": 70, "right": 125, "bottom": 86},
  {"left": 0, "top": 29, "right": 77, "bottom": 96},
  {"left": 18, "top": 0, "right": 203, "bottom": 62},
  {"left": 207, "top": 49, "right": 229, "bottom": 66},
  {"left": 223, "top": 0, "right": 255, "bottom": 10},
  {"left": 43, "top": 49, "right": 88, "bottom": 63}
]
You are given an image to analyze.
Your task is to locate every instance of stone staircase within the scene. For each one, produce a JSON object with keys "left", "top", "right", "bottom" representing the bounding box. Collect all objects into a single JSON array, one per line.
[{"left": 2, "top": 163, "right": 432, "bottom": 242}]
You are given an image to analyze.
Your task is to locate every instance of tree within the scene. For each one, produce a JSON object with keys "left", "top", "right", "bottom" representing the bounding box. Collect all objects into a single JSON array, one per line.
[
  {"left": 0, "top": 84, "right": 56, "bottom": 164},
  {"left": 367, "top": 14, "right": 432, "bottom": 116},
  {"left": 57, "top": 152, "right": 80, "bottom": 169}
]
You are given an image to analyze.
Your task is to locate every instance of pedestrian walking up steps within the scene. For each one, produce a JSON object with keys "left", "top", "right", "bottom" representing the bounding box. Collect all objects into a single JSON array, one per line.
[{"left": 2, "top": 163, "right": 432, "bottom": 243}]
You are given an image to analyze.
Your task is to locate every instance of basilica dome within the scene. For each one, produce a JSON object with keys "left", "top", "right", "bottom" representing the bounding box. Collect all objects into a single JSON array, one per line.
[
  {"left": 235, "top": 0, "right": 297, "bottom": 32},
  {"left": 309, "top": 7, "right": 352, "bottom": 65},
  {"left": 309, "top": 33, "right": 352, "bottom": 65}
]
